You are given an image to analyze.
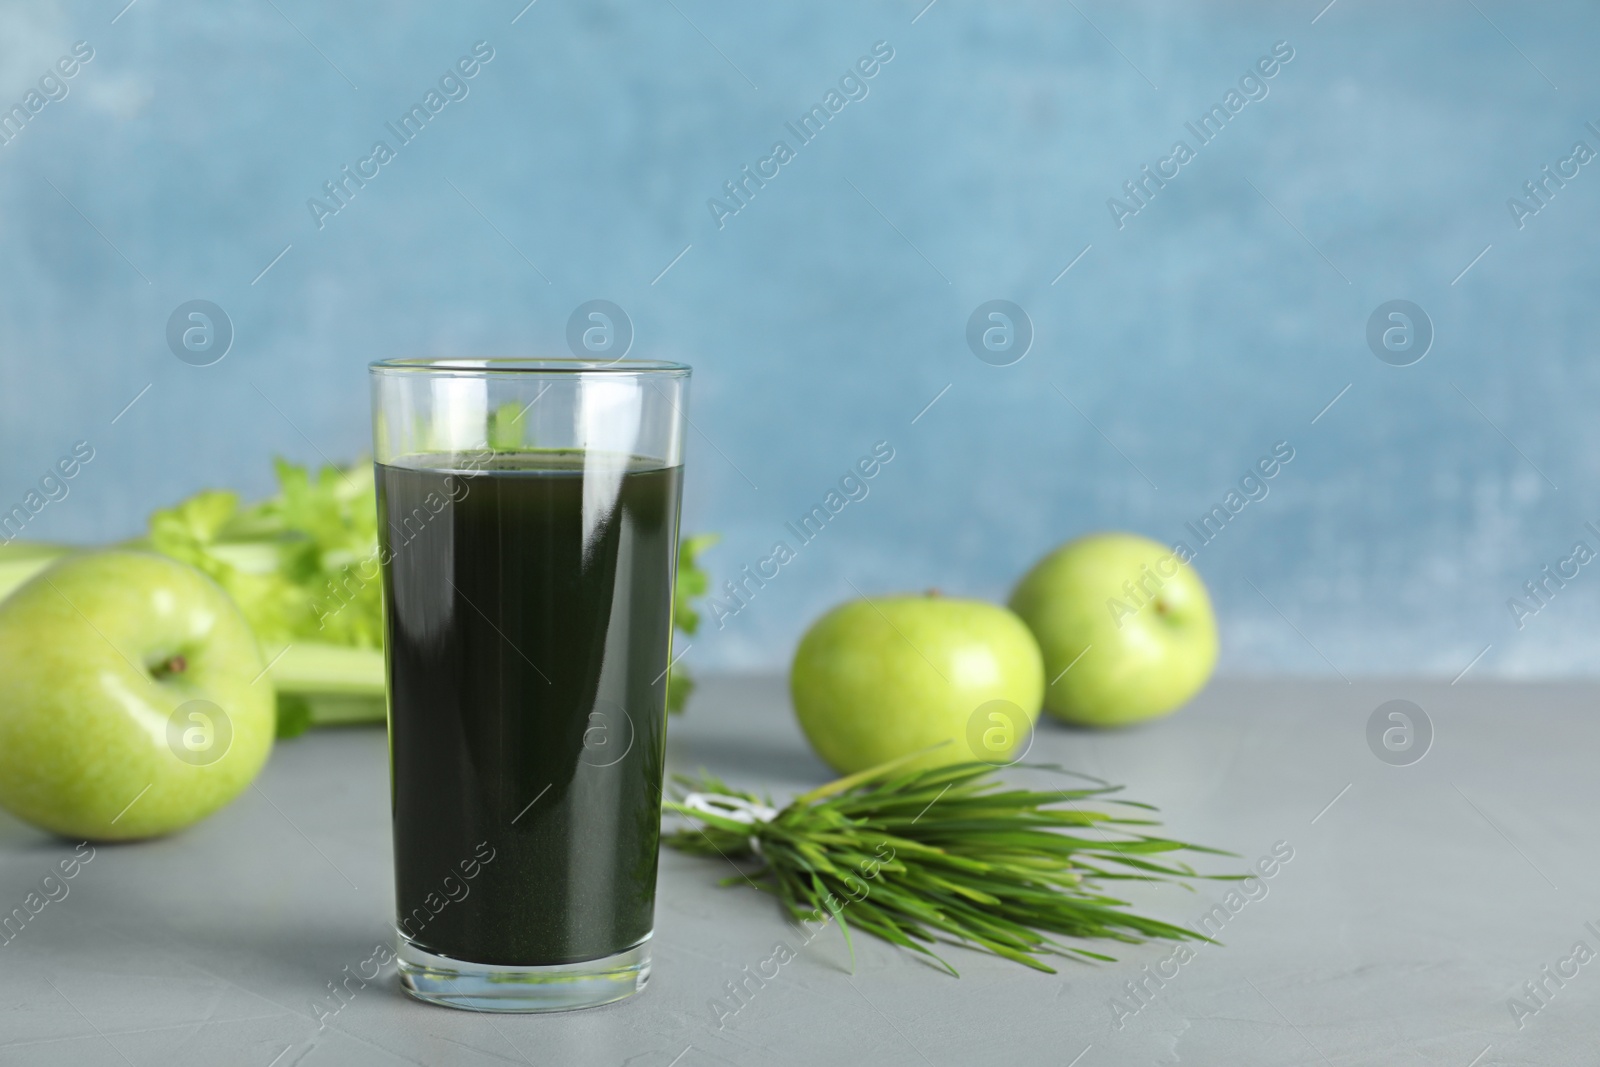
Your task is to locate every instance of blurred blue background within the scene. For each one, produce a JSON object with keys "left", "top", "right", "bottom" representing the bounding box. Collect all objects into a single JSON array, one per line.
[{"left": 1, "top": 0, "right": 1594, "bottom": 678}]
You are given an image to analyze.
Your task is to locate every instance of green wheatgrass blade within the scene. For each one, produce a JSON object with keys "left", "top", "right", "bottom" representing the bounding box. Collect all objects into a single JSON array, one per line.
[{"left": 664, "top": 757, "right": 1237, "bottom": 974}]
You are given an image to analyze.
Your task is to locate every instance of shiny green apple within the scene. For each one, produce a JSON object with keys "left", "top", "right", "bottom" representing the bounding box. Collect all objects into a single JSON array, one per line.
[
  {"left": 1009, "top": 533, "right": 1217, "bottom": 727},
  {"left": 0, "top": 551, "right": 275, "bottom": 839},
  {"left": 790, "top": 593, "right": 1045, "bottom": 774}
]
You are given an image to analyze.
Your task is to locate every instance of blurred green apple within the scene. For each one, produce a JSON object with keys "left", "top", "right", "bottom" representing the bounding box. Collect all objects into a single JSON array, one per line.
[
  {"left": 790, "top": 593, "right": 1044, "bottom": 774},
  {"left": 1009, "top": 533, "right": 1217, "bottom": 727},
  {"left": 0, "top": 551, "right": 274, "bottom": 839}
]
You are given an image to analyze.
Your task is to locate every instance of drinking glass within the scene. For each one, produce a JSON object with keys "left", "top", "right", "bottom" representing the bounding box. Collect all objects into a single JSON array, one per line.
[{"left": 368, "top": 358, "right": 689, "bottom": 1012}]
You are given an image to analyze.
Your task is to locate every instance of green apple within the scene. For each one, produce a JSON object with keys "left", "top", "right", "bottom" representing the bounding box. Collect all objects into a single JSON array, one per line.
[
  {"left": 1009, "top": 533, "right": 1217, "bottom": 727},
  {"left": 0, "top": 551, "right": 274, "bottom": 840},
  {"left": 790, "top": 593, "right": 1044, "bottom": 774}
]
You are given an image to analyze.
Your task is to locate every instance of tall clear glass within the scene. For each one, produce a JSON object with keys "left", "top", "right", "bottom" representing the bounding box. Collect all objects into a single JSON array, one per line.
[{"left": 368, "top": 358, "right": 689, "bottom": 1012}]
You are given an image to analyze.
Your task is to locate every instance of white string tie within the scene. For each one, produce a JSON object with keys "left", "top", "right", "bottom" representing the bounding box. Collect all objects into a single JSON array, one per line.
[{"left": 680, "top": 792, "right": 778, "bottom": 857}]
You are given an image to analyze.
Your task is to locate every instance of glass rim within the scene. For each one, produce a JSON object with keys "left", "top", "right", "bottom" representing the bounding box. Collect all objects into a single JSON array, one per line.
[{"left": 369, "top": 357, "right": 690, "bottom": 377}]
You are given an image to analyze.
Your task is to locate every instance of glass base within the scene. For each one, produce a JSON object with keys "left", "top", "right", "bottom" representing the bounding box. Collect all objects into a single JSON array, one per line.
[{"left": 397, "top": 931, "right": 651, "bottom": 1013}]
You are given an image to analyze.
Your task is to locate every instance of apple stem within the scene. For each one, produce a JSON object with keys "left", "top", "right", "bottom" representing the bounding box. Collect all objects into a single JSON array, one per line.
[
  {"left": 925, "top": 588, "right": 942, "bottom": 598},
  {"left": 154, "top": 654, "right": 188, "bottom": 678}
]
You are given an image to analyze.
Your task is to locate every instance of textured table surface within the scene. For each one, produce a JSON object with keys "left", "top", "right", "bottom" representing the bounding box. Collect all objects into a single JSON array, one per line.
[{"left": 0, "top": 676, "right": 1592, "bottom": 1066}]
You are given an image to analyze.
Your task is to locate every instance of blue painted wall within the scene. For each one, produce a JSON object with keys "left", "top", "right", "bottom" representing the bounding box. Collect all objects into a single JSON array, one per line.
[{"left": 2, "top": 0, "right": 1596, "bottom": 678}]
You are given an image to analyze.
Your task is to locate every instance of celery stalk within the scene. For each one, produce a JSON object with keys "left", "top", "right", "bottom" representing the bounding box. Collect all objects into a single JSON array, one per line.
[
  {"left": 266, "top": 642, "right": 387, "bottom": 735},
  {"left": 289, "top": 693, "right": 386, "bottom": 728},
  {"left": 267, "top": 642, "right": 385, "bottom": 696},
  {"left": 0, "top": 543, "right": 69, "bottom": 603}
]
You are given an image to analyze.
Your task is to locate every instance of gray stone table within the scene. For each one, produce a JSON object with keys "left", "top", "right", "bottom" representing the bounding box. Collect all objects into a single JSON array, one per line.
[{"left": 0, "top": 677, "right": 1593, "bottom": 1065}]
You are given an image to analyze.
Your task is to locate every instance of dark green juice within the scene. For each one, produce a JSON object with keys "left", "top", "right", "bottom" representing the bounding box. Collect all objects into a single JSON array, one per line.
[{"left": 377, "top": 451, "right": 680, "bottom": 966}]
